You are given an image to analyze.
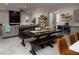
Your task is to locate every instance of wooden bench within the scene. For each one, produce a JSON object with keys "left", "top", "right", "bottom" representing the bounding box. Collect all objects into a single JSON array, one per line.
[{"left": 30, "top": 35, "right": 63, "bottom": 55}]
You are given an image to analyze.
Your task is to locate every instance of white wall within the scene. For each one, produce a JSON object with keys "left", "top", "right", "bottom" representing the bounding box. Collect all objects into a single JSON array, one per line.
[
  {"left": 56, "top": 8, "right": 74, "bottom": 25},
  {"left": 0, "top": 11, "right": 33, "bottom": 25},
  {"left": 0, "top": 11, "right": 9, "bottom": 25},
  {"left": 0, "top": 9, "right": 48, "bottom": 25},
  {"left": 21, "top": 12, "right": 32, "bottom": 25},
  {"left": 56, "top": 7, "right": 79, "bottom": 34},
  {"left": 56, "top": 7, "right": 79, "bottom": 26}
]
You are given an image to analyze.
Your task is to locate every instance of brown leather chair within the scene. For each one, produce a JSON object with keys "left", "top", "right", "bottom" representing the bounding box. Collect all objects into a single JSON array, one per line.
[
  {"left": 58, "top": 37, "right": 79, "bottom": 55},
  {"left": 76, "top": 32, "right": 79, "bottom": 40},
  {"left": 69, "top": 35, "right": 78, "bottom": 45}
]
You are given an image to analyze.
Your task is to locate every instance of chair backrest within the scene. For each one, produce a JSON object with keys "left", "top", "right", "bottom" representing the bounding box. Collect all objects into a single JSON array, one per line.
[
  {"left": 76, "top": 32, "right": 79, "bottom": 40},
  {"left": 58, "top": 37, "right": 68, "bottom": 54},
  {"left": 69, "top": 35, "right": 77, "bottom": 45}
]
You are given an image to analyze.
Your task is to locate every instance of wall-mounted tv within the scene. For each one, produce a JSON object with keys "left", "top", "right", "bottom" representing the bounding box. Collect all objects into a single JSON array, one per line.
[{"left": 9, "top": 11, "right": 20, "bottom": 25}]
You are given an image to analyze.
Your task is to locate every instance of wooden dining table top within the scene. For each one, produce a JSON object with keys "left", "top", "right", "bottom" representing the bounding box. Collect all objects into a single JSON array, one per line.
[
  {"left": 29, "top": 29, "right": 62, "bottom": 36},
  {"left": 69, "top": 41, "right": 79, "bottom": 53}
]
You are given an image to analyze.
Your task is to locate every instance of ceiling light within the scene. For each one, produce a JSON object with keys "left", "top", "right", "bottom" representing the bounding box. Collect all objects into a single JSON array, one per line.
[
  {"left": 2, "top": 8, "right": 6, "bottom": 10},
  {"left": 17, "top": 9, "right": 20, "bottom": 11},
  {"left": 25, "top": 17, "right": 29, "bottom": 20},
  {"left": 36, "top": 8, "right": 40, "bottom": 11},
  {"left": 5, "top": 3, "right": 8, "bottom": 5},
  {"left": 24, "top": 5, "right": 27, "bottom": 8}
]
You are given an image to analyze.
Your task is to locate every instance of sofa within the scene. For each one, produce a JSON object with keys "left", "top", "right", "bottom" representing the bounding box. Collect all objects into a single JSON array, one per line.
[{"left": 2, "top": 25, "right": 19, "bottom": 38}]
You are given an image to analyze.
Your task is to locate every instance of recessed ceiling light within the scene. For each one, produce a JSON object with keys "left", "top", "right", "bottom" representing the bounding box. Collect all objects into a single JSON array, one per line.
[
  {"left": 36, "top": 8, "right": 40, "bottom": 11},
  {"left": 2, "top": 8, "right": 6, "bottom": 10},
  {"left": 17, "top": 9, "right": 20, "bottom": 11},
  {"left": 24, "top": 5, "right": 27, "bottom": 8},
  {"left": 5, "top": 3, "right": 8, "bottom": 5}
]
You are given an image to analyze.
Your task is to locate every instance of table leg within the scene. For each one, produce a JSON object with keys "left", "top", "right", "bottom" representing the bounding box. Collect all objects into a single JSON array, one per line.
[
  {"left": 30, "top": 44, "right": 36, "bottom": 55},
  {"left": 52, "top": 40, "right": 56, "bottom": 44},
  {"left": 46, "top": 35, "right": 54, "bottom": 47},
  {"left": 49, "top": 41, "right": 53, "bottom": 48},
  {"left": 40, "top": 45, "right": 45, "bottom": 48},
  {"left": 21, "top": 38, "right": 25, "bottom": 47}
]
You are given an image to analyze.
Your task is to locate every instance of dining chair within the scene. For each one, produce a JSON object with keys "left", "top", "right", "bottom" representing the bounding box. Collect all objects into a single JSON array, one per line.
[
  {"left": 76, "top": 32, "right": 79, "bottom": 40},
  {"left": 69, "top": 35, "right": 78, "bottom": 45},
  {"left": 58, "top": 37, "right": 79, "bottom": 55}
]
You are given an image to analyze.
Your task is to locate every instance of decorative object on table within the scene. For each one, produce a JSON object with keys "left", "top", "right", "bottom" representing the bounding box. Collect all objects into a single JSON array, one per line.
[
  {"left": 32, "top": 17, "right": 36, "bottom": 24},
  {"left": 38, "top": 15, "right": 48, "bottom": 30},
  {"left": 61, "top": 13, "right": 72, "bottom": 22},
  {"left": 63, "top": 22, "right": 71, "bottom": 34}
]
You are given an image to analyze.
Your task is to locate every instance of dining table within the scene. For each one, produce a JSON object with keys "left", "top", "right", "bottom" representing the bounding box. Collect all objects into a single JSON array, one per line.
[
  {"left": 19, "top": 27, "right": 63, "bottom": 55},
  {"left": 69, "top": 41, "right": 79, "bottom": 53},
  {"left": 29, "top": 29, "right": 63, "bottom": 55}
]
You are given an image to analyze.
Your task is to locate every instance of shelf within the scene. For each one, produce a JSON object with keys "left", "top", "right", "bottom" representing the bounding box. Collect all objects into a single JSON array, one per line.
[{"left": 9, "top": 23, "right": 20, "bottom": 25}]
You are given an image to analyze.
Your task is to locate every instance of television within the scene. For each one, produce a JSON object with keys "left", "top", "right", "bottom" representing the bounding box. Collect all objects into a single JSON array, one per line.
[{"left": 9, "top": 11, "right": 20, "bottom": 25}]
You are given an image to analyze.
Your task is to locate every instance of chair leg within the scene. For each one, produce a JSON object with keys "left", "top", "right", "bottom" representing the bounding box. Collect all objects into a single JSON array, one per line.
[{"left": 21, "top": 39, "right": 25, "bottom": 47}]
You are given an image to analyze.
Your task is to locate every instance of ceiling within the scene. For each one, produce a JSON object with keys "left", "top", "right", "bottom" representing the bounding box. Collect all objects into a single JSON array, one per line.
[{"left": 0, "top": 3, "right": 79, "bottom": 11}]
